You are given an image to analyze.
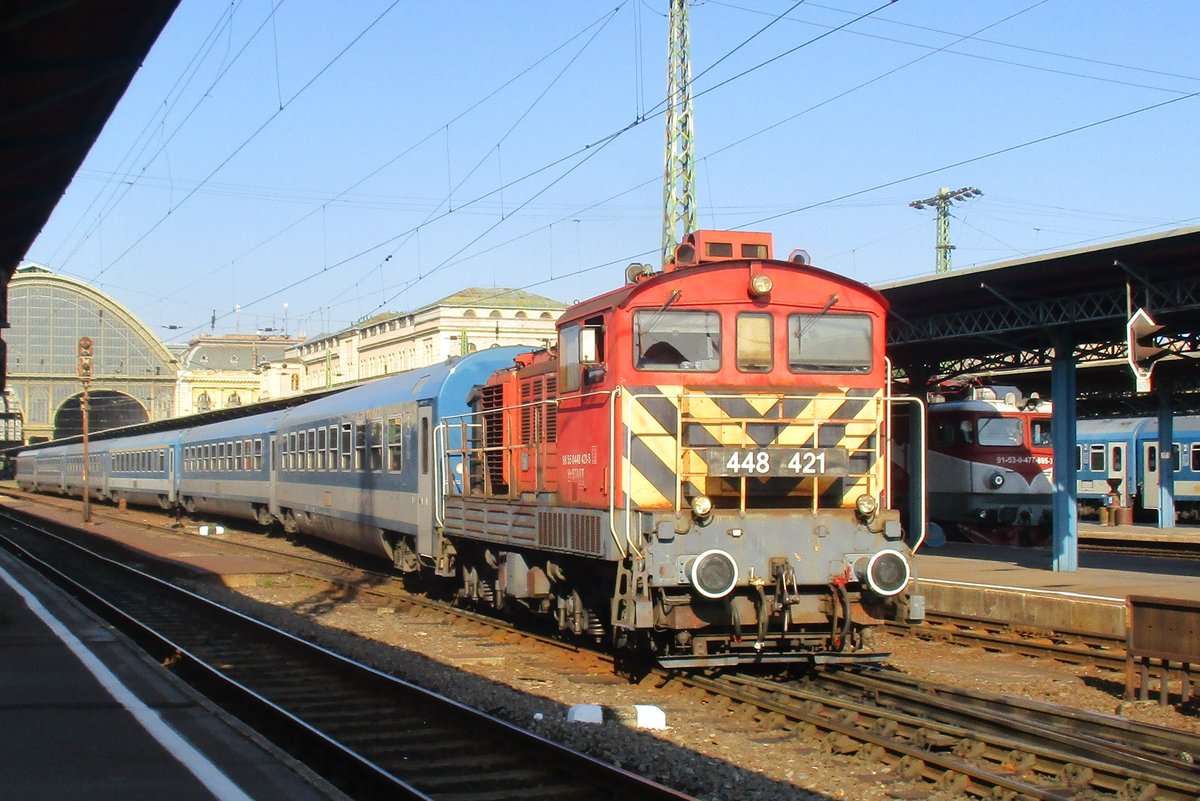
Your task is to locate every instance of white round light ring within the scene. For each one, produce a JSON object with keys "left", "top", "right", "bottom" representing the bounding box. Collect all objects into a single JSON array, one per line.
[
  {"left": 988, "top": 472, "right": 1005, "bottom": 489},
  {"left": 689, "top": 549, "right": 739, "bottom": 599},
  {"left": 691, "top": 494, "right": 714, "bottom": 517},
  {"left": 855, "top": 493, "right": 878, "bottom": 517},
  {"left": 864, "top": 550, "right": 910, "bottom": 597}
]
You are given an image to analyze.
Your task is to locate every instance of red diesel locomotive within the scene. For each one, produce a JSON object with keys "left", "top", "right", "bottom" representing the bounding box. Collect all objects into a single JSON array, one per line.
[{"left": 438, "top": 230, "right": 920, "bottom": 666}]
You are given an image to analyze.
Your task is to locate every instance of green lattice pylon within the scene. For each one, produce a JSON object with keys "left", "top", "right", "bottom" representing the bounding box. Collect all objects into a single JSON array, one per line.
[{"left": 662, "top": 0, "right": 697, "bottom": 267}]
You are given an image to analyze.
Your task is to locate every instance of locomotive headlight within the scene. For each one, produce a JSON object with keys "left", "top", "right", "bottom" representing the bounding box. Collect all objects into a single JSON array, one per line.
[
  {"left": 855, "top": 493, "right": 878, "bottom": 520},
  {"left": 988, "top": 471, "right": 1005, "bottom": 489},
  {"left": 748, "top": 273, "right": 773, "bottom": 297},
  {"left": 690, "top": 494, "right": 714, "bottom": 519},
  {"left": 855, "top": 550, "right": 911, "bottom": 597},
  {"left": 688, "top": 549, "right": 739, "bottom": 599}
]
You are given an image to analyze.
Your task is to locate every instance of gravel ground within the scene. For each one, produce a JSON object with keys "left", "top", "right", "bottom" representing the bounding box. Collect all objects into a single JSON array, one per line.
[{"left": 197, "top": 575, "right": 1200, "bottom": 801}]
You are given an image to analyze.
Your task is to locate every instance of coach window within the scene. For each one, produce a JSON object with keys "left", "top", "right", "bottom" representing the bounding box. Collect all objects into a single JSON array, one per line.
[
  {"left": 388, "top": 417, "right": 404, "bottom": 470},
  {"left": 558, "top": 324, "right": 580, "bottom": 392},
  {"left": 340, "top": 424, "right": 353, "bottom": 470},
  {"left": 308, "top": 429, "right": 317, "bottom": 470},
  {"left": 736, "top": 313, "right": 772, "bottom": 372},
  {"left": 290, "top": 432, "right": 300, "bottom": 471},
  {"left": 328, "top": 425, "right": 338, "bottom": 469},
  {"left": 421, "top": 417, "right": 430, "bottom": 475},
  {"left": 254, "top": 439, "right": 264, "bottom": 471},
  {"left": 1111, "top": 446, "right": 1122, "bottom": 473},
  {"left": 977, "top": 417, "right": 1022, "bottom": 447},
  {"left": 355, "top": 425, "right": 367, "bottom": 470},
  {"left": 1192, "top": 443, "right": 1200, "bottom": 472},
  {"left": 634, "top": 309, "right": 720, "bottom": 371},
  {"left": 1075, "top": 445, "right": 1083, "bottom": 472},
  {"left": 317, "top": 428, "right": 327, "bottom": 469},
  {"left": 235, "top": 441, "right": 244, "bottom": 471},
  {"left": 1172, "top": 443, "right": 1181, "bottom": 468},
  {"left": 1089, "top": 444, "right": 1105, "bottom": 472},
  {"left": 788, "top": 313, "right": 871, "bottom": 373},
  {"left": 1148, "top": 445, "right": 1157, "bottom": 473},
  {"left": 369, "top": 421, "right": 384, "bottom": 470}
]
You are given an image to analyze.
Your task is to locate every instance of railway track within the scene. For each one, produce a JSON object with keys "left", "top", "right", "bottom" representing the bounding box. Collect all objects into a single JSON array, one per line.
[
  {"left": 0, "top": 511, "right": 694, "bottom": 801},
  {"left": 886, "top": 610, "right": 1128, "bottom": 671},
  {"left": 659, "top": 669, "right": 1200, "bottom": 800},
  {"left": 7, "top": 492, "right": 1200, "bottom": 799}
]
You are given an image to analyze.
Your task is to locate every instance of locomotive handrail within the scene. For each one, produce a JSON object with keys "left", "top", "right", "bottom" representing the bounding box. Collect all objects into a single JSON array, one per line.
[
  {"left": 434, "top": 389, "right": 631, "bottom": 559},
  {"left": 891, "top": 394, "right": 927, "bottom": 553}
]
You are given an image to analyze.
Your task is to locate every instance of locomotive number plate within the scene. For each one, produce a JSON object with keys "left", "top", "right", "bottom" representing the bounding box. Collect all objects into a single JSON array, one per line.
[{"left": 706, "top": 448, "right": 850, "bottom": 477}]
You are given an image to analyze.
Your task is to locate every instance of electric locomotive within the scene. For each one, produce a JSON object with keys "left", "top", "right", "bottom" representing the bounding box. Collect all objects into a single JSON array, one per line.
[
  {"left": 437, "top": 230, "right": 920, "bottom": 666},
  {"left": 926, "top": 384, "right": 1053, "bottom": 546}
]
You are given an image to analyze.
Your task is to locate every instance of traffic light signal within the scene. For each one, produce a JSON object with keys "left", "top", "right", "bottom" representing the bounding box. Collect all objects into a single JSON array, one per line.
[{"left": 77, "top": 336, "right": 93, "bottom": 381}]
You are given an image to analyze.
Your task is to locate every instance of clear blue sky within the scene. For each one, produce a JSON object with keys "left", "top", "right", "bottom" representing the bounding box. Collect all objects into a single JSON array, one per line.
[{"left": 24, "top": 1, "right": 1200, "bottom": 344}]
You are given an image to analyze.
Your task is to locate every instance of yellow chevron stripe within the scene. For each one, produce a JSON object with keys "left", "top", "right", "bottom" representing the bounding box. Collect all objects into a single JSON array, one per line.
[{"left": 625, "top": 459, "right": 673, "bottom": 509}]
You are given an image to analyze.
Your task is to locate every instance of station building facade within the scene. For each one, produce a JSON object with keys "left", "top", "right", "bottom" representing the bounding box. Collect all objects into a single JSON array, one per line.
[
  {"left": 6, "top": 266, "right": 177, "bottom": 442},
  {"left": 289, "top": 287, "right": 564, "bottom": 391},
  {"left": 2, "top": 271, "right": 566, "bottom": 443}
]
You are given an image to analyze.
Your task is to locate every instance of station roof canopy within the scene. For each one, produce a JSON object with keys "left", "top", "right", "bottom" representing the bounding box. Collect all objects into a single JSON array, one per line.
[
  {"left": 0, "top": 0, "right": 181, "bottom": 279},
  {"left": 878, "top": 225, "right": 1200, "bottom": 414}
]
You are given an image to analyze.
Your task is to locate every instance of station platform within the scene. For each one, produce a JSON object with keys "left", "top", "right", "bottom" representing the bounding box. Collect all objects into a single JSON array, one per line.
[
  {"left": 0, "top": 546, "right": 343, "bottom": 801},
  {"left": 914, "top": 527, "right": 1200, "bottom": 637}
]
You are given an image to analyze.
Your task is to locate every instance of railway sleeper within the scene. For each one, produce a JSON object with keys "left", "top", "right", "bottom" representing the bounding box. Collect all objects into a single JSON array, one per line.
[
  {"left": 1117, "top": 778, "right": 1159, "bottom": 801},
  {"left": 1000, "top": 749, "right": 1037, "bottom": 776}
]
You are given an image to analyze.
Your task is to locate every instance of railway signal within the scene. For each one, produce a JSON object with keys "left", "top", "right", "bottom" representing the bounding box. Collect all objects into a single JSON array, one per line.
[
  {"left": 1127, "top": 308, "right": 1163, "bottom": 393},
  {"left": 77, "top": 336, "right": 92, "bottom": 522}
]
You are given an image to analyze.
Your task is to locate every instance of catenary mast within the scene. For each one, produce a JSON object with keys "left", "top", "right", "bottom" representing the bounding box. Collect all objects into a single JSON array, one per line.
[{"left": 662, "top": 0, "right": 697, "bottom": 267}]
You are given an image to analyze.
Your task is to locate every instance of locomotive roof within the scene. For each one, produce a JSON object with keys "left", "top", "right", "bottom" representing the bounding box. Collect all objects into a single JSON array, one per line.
[
  {"left": 559, "top": 257, "right": 888, "bottom": 324},
  {"left": 928, "top": 399, "right": 1052, "bottom": 414}
]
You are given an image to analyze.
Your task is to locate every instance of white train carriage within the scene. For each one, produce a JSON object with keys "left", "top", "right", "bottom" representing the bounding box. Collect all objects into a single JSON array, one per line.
[
  {"left": 179, "top": 412, "right": 285, "bottom": 526},
  {"left": 106, "top": 430, "right": 184, "bottom": 509}
]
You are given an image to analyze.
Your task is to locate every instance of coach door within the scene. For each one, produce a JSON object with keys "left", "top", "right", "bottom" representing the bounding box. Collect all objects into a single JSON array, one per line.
[
  {"left": 1143, "top": 442, "right": 1160, "bottom": 510},
  {"left": 417, "top": 405, "right": 435, "bottom": 558},
  {"left": 1108, "top": 442, "right": 1128, "bottom": 506}
]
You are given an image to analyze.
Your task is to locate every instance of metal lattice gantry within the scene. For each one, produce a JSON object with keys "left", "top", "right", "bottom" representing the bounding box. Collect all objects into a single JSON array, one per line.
[
  {"left": 909, "top": 186, "right": 983, "bottom": 274},
  {"left": 662, "top": 0, "right": 697, "bottom": 267}
]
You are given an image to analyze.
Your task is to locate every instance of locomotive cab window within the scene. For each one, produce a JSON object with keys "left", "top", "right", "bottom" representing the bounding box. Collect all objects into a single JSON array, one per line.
[
  {"left": 1031, "top": 418, "right": 1052, "bottom": 447},
  {"left": 977, "top": 417, "right": 1022, "bottom": 447},
  {"left": 736, "top": 313, "right": 772, "bottom": 373},
  {"left": 634, "top": 309, "right": 720, "bottom": 371},
  {"left": 558, "top": 324, "right": 580, "bottom": 392},
  {"left": 787, "top": 313, "right": 871, "bottom": 373},
  {"left": 1089, "top": 444, "right": 1106, "bottom": 472}
]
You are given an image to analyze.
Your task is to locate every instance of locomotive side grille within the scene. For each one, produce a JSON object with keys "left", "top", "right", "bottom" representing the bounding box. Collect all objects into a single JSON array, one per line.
[
  {"left": 539, "top": 511, "right": 569, "bottom": 550},
  {"left": 538, "top": 511, "right": 602, "bottom": 555},
  {"left": 480, "top": 384, "right": 507, "bottom": 493},
  {"left": 544, "top": 376, "right": 558, "bottom": 441},
  {"left": 573, "top": 513, "right": 601, "bottom": 555},
  {"left": 520, "top": 381, "right": 535, "bottom": 443}
]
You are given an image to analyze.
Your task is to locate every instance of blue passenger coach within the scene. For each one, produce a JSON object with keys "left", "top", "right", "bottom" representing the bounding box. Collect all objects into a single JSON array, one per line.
[
  {"left": 1076, "top": 415, "right": 1200, "bottom": 520},
  {"left": 269, "top": 346, "right": 533, "bottom": 565}
]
